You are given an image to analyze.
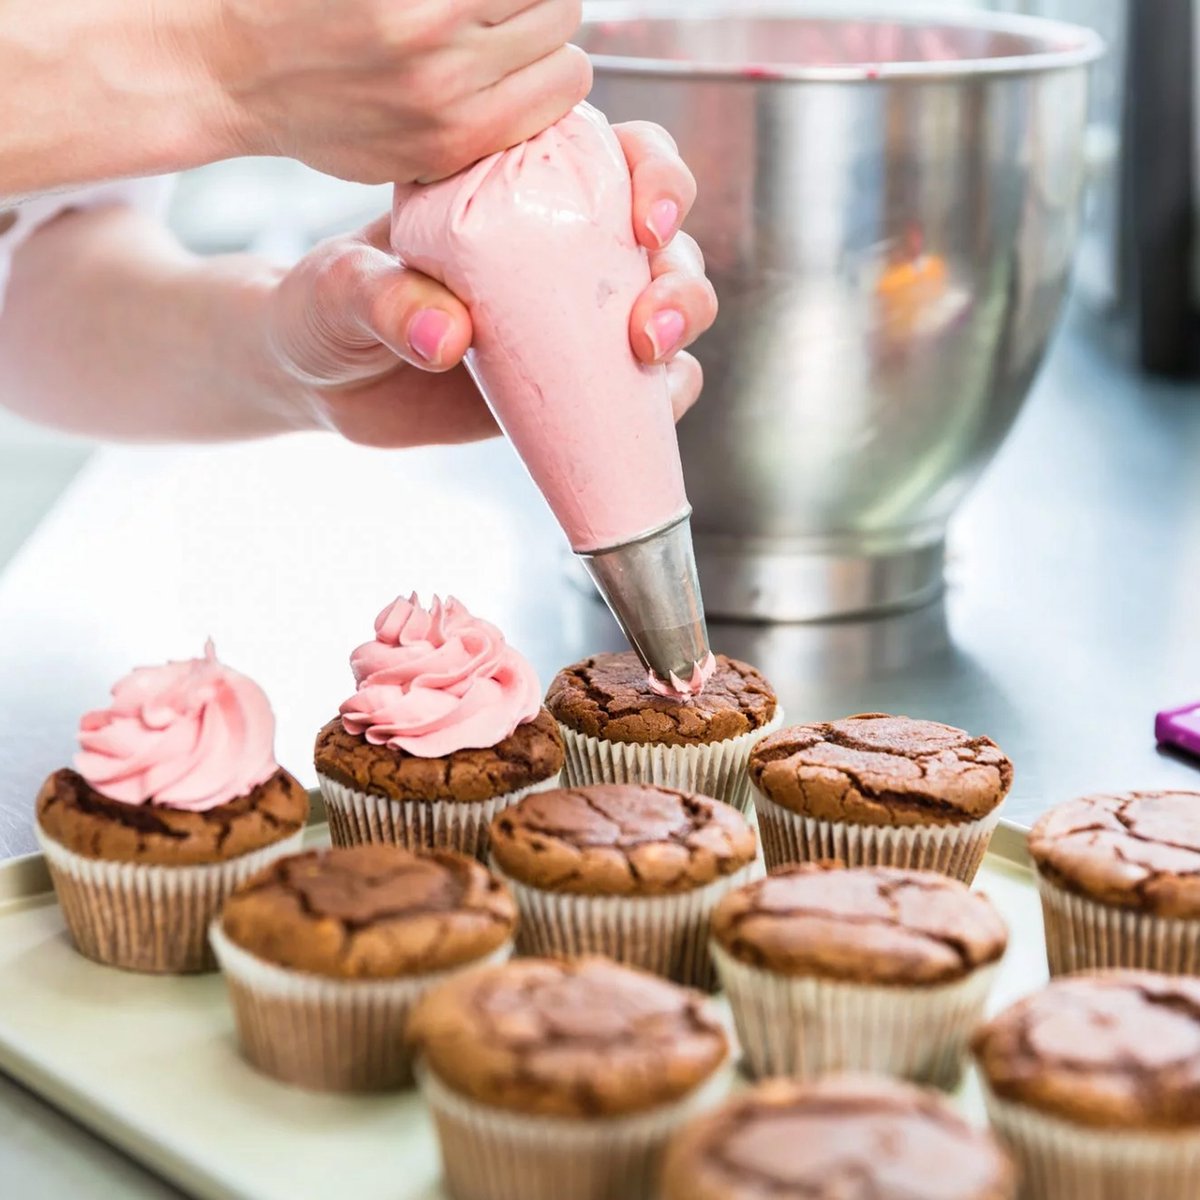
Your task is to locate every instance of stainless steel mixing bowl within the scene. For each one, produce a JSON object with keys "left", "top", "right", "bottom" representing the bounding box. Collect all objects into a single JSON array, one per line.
[{"left": 581, "top": 5, "right": 1103, "bottom": 620}]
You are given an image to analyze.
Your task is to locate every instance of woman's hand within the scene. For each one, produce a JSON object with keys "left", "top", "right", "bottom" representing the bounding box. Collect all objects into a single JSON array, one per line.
[
  {"left": 205, "top": 0, "right": 592, "bottom": 183},
  {"left": 266, "top": 123, "right": 718, "bottom": 447}
]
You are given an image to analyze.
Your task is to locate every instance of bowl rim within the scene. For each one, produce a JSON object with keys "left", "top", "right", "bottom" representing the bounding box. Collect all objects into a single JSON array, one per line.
[{"left": 579, "top": 3, "right": 1106, "bottom": 82}]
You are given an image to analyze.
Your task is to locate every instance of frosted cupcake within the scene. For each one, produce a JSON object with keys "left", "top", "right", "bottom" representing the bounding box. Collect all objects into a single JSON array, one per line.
[
  {"left": 35, "top": 642, "right": 308, "bottom": 973},
  {"left": 544, "top": 651, "right": 780, "bottom": 811},
  {"left": 315, "top": 594, "right": 563, "bottom": 860}
]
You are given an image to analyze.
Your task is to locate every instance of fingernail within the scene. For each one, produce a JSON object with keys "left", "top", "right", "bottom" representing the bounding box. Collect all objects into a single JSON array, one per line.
[
  {"left": 408, "top": 309, "right": 452, "bottom": 364},
  {"left": 645, "top": 309, "right": 686, "bottom": 359},
  {"left": 646, "top": 198, "right": 680, "bottom": 247}
]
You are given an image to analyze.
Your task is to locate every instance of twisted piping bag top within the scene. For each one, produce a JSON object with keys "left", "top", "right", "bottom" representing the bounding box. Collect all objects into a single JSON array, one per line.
[{"left": 390, "top": 103, "right": 689, "bottom": 554}]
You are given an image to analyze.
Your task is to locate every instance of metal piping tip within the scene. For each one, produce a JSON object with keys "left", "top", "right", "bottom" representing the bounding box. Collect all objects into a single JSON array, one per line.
[{"left": 576, "top": 510, "right": 712, "bottom": 685}]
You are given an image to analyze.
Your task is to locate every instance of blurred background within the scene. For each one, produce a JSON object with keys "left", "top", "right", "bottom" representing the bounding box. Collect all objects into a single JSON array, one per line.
[{"left": 0, "top": 0, "right": 1181, "bottom": 576}]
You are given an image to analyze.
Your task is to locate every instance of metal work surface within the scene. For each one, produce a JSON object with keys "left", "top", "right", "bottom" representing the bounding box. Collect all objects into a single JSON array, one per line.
[{"left": 0, "top": 306, "right": 1197, "bottom": 1194}]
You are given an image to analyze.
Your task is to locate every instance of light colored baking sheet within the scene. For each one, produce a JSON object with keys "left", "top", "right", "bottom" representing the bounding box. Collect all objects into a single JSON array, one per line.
[{"left": 0, "top": 821, "right": 1048, "bottom": 1200}]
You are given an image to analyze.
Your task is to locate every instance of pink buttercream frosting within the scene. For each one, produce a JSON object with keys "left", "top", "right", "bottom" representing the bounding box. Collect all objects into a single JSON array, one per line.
[
  {"left": 647, "top": 652, "right": 717, "bottom": 700},
  {"left": 339, "top": 594, "right": 542, "bottom": 758},
  {"left": 74, "top": 642, "right": 278, "bottom": 811},
  {"left": 392, "top": 103, "right": 689, "bottom": 554}
]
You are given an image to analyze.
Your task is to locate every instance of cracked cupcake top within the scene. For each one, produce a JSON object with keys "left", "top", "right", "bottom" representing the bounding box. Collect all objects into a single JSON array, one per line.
[
  {"left": 711, "top": 863, "right": 1008, "bottom": 985},
  {"left": 1028, "top": 791, "right": 1200, "bottom": 917},
  {"left": 406, "top": 956, "right": 729, "bottom": 1117},
  {"left": 220, "top": 845, "right": 516, "bottom": 978},
  {"left": 36, "top": 767, "right": 308, "bottom": 866},
  {"left": 489, "top": 784, "right": 757, "bottom": 896},
  {"left": 973, "top": 971, "right": 1200, "bottom": 1129},
  {"left": 662, "top": 1076, "right": 1015, "bottom": 1200},
  {"left": 748, "top": 714, "right": 1012, "bottom": 827},
  {"left": 545, "top": 651, "right": 777, "bottom": 746}
]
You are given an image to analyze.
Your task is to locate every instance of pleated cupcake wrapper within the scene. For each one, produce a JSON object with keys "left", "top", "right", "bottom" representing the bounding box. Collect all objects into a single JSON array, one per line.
[
  {"left": 712, "top": 942, "right": 997, "bottom": 1090},
  {"left": 752, "top": 785, "right": 1001, "bottom": 883},
  {"left": 557, "top": 710, "right": 784, "bottom": 813},
  {"left": 983, "top": 1086, "right": 1200, "bottom": 1200},
  {"left": 1035, "top": 869, "right": 1200, "bottom": 977},
  {"left": 316, "top": 771, "right": 560, "bottom": 861},
  {"left": 210, "top": 926, "right": 512, "bottom": 1093},
  {"left": 492, "top": 860, "right": 762, "bottom": 990},
  {"left": 416, "top": 1056, "right": 733, "bottom": 1200},
  {"left": 35, "top": 827, "right": 304, "bottom": 974}
]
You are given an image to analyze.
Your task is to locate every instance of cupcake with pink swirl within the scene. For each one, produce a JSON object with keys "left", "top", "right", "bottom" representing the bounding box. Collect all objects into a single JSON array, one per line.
[
  {"left": 315, "top": 594, "right": 564, "bottom": 860},
  {"left": 34, "top": 642, "right": 308, "bottom": 973}
]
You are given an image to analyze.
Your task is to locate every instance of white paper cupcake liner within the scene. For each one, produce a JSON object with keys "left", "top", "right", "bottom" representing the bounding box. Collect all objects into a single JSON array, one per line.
[
  {"left": 493, "top": 860, "right": 761, "bottom": 990},
  {"left": 752, "top": 785, "right": 1001, "bottom": 883},
  {"left": 316, "top": 771, "right": 560, "bottom": 861},
  {"left": 557, "top": 710, "right": 784, "bottom": 812},
  {"left": 983, "top": 1085, "right": 1200, "bottom": 1200},
  {"left": 712, "top": 942, "right": 998, "bottom": 1089},
  {"left": 1036, "top": 869, "right": 1200, "bottom": 977},
  {"left": 35, "top": 827, "right": 304, "bottom": 974},
  {"left": 416, "top": 1056, "right": 732, "bottom": 1200},
  {"left": 210, "top": 925, "right": 511, "bottom": 1092}
]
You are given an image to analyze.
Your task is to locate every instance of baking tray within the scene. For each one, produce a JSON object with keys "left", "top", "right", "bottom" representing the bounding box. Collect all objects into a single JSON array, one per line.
[{"left": 0, "top": 808, "right": 1048, "bottom": 1200}]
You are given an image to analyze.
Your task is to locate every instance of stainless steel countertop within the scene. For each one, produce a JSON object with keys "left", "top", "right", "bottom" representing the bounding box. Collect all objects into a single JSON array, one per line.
[{"left": 1, "top": 304, "right": 1199, "bottom": 1196}]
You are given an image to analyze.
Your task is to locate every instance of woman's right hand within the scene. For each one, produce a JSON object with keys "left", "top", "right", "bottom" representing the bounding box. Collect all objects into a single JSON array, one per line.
[{"left": 200, "top": 0, "right": 592, "bottom": 183}]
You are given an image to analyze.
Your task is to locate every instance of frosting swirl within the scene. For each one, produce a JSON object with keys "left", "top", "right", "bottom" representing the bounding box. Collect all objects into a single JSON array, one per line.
[
  {"left": 339, "top": 594, "right": 542, "bottom": 758},
  {"left": 74, "top": 641, "right": 278, "bottom": 811}
]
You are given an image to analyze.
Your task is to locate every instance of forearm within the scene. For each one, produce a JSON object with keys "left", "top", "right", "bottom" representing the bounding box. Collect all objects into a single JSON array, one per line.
[
  {"left": 0, "top": 0, "right": 237, "bottom": 202},
  {"left": 0, "top": 205, "right": 312, "bottom": 441}
]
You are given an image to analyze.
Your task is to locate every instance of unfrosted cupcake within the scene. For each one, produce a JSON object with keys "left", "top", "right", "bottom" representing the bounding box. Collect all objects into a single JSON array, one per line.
[
  {"left": 407, "top": 956, "right": 731, "bottom": 1200},
  {"left": 1029, "top": 790, "right": 1200, "bottom": 976},
  {"left": 748, "top": 713, "right": 1011, "bottom": 881},
  {"left": 544, "top": 650, "right": 780, "bottom": 811},
  {"left": 315, "top": 594, "right": 563, "bottom": 860},
  {"left": 662, "top": 1075, "right": 1016, "bottom": 1200},
  {"left": 211, "top": 844, "right": 516, "bottom": 1091},
  {"left": 35, "top": 642, "right": 307, "bottom": 973},
  {"left": 488, "top": 783, "right": 758, "bottom": 987},
  {"left": 973, "top": 971, "right": 1200, "bottom": 1199},
  {"left": 710, "top": 862, "right": 1007, "bottom": 1087}
]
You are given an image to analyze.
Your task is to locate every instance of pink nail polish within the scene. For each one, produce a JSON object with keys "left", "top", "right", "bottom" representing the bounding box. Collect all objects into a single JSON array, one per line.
[
  {"left": 647, "top": 198, "right": 680, "bottom": 246},
  {"left": 408, "top": 309, "right": 452, "bottom": 363},
  {"left": 645, "top": 309, "right": 686, "bottom": 359}
]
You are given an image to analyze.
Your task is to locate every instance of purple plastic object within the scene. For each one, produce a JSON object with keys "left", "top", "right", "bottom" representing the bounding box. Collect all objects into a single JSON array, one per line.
[{"left": 1156, "top": 701, "right": 1200, "bottom": 762}]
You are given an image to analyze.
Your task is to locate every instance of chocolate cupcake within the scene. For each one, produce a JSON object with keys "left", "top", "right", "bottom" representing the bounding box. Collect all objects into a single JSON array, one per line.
[
  {"left": 1029, "top": 790, "right": 1200, "bottom": 976},
  {"left": 748, "top": 713, "right": 1012, "bottom": 881},
  {"left": 407, "top": 956, "right": 731, "bottom": 1200},
  {"left": 662, "top": 1075, "right": 1016, "bottom": 1200},
  {"left": 35, "top": 643, "right": 307, "bottom": 973},
  {"left": 315, "top": 594, "right": 563, "bottom": 860},
  {"left": 973, "top": 971, "right": 1200, "bottom": 1199},
  {"left": 544, "top": 650, "right": 780, "bottom": 811},
  {"left": 488, "top": 783, "right": 758, "bottom": 987},
  {"left": 710, "top": 862, "right": 1006, "bottom": 1087},
  {"left": 210, "top": 844, "right": 515, "bottom": 1091}
]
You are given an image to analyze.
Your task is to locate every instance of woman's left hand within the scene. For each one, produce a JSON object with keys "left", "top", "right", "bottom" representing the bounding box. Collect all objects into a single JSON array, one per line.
[{"left": 266, "top": 121, "right": 718, "bottom": 447}]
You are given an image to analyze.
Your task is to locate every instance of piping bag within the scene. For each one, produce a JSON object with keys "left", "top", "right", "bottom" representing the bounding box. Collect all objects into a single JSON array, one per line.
[{"left": 391, "top": 103, "right": 713, "bottom": 695}]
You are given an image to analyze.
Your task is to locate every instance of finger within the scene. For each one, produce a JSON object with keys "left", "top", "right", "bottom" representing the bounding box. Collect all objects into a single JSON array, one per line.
[
  {"left": 323, "top": 224, "right": 473, "bottom": 371},
  {"left": 666, "top": 352, "right": 703, "bottom": 423},
  {"left": 614, "top": 121, "right": 698, "bottom": 251},
  {"left": 475, "top": 0, "right": 582, "bottom": 85},
  {"left": 629, "top": 234, "right": 718, "bottom": 364},
  {"left": 424, "top": 44, "right": 592, "bottom": 182},
  {"left": 325, "top": 367, "right": 501, "bottom": 448}
]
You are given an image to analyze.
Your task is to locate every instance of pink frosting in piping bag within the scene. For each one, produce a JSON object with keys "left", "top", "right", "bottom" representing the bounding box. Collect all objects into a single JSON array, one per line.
[
  {"left": 339, "top": 594, "right": 542, "bottom": 758},
  {"left": 74, "top": 642, "right": 278, "bottom": 811},
  {"left": 391, "top": 103, "right": 689, "bottom": 555}
]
